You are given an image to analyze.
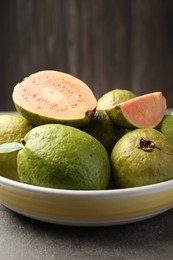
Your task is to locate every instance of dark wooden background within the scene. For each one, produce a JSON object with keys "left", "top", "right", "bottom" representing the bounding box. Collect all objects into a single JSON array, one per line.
[{"left": 1, "top": 0, "right": 173, "bottom": 111}]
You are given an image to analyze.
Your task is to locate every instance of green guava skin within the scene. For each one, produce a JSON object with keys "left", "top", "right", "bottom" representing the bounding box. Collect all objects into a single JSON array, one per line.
[
  {"left": 96, "top": 89, "right": 136, "bottom": 129},
  {"left": 106, "top": 106, "right": 135, "bottom": 129},
  {"left": 0, "top": 114, "right": 33, "bottom": 181},
  {"left": 81, "top": 110, "right": 124, "bottom": 155},
  {"left": 110, "top": 128, "right": 173, "bottom": 188},
  {"left": 97, "top": 89, "right": 136, "bottom": 110},
  {"left": 156, "top": 115, "right": 173, "bottom": 146},
  {"left": 17, "top": 124, "right": 111, "bottom": 190},
  {"left": 14, "top": 102, "right": 95, "bottom": 128}
]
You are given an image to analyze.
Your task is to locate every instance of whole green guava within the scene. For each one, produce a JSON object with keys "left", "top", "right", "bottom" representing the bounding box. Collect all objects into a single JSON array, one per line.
[
  {"left": 0, "top": 114, "right": 33, "bottom": 181},
  {"left": 110, "top": 128, "right": 173, "bottom": 188},
  {"left": 81, "top": 110, "right": 124, "bottom": 155},
  {"left": 17, "top": 124, "right": 111, "bottom": 190}
]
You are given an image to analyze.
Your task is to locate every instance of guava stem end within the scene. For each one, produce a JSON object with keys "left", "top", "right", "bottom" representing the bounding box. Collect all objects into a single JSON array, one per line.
[{"left": 138, "top": 137, "right": 161, "bottom": 152}]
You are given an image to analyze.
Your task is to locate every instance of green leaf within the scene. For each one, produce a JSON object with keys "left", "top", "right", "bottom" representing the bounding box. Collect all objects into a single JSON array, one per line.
[{"left": 0, "top": 142, "right": 23, "bottom": 153}]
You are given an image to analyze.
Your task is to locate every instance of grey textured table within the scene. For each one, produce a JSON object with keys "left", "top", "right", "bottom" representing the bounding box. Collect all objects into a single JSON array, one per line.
[{"left": 1, "top": 203, "right": 173, "bottom": 260}]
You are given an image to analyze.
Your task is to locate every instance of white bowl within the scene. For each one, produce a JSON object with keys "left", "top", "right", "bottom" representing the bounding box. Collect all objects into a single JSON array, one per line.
[{"left": 1, "top": 176, "right": 173, "bottom": 226}]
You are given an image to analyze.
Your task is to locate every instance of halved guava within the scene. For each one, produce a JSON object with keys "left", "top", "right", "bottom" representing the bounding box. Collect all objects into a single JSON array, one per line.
[
  {"left": 106, "top": 92, "right": 167, "bottom": 129},
  {"left": 12, "top": 70, "right": 97, "bottom": 127}
]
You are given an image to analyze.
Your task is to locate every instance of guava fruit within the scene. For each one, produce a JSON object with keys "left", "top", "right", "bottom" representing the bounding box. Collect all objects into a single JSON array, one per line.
[
  {"left": 17, "top": 124, "right": 111, "bottom": 190},
  {"left": 110, "top": 128, "right": 173, "bottom": 188},
  {"left": 0, "top": 114, "right": 33, "bottom": 181},
  {"left": 97, "top": 89, "right": 136, "bottom": 110},
  {"left": 156, "top": 115, "right": 173, "bottom": 146},
  {"left": 81, "top": 110, "right": 124, "bottom": 155},
  {"left": 12, "top": 70, "right": 96, "bottom": 127},
  {"left": 106, "top": 92, "right": 167, "bottom": 129}
]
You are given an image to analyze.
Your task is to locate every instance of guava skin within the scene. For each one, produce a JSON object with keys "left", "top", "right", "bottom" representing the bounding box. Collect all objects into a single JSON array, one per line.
[
  {"left": 0, "top": 114, "right": 33, "bottom": 181},
  {"left": 97, "top": 89, "right": 136, "bottom": 110},
  {"left": 96, "top": 89, "right": 136, "bottom": 130},
  {"left": 96, "top": 89, "right": 136, "bottom": 129},
  {"left": 110, "top": 128, "right": 173, "bottom": 188},
  {"left": 156, "top": 115, "right": 173, "bottom": 146},
  {"left": 17, "top": 124, "right": 111, "bottom": 190},
  {"left": 106, "top": 106, "right": 135, "bottom": 129},
  {"left": 81, "top": 110, "right": 124, "bottom": 155},
  {"left": 14, "top": 102, "right": 96, "bottom": 128}
]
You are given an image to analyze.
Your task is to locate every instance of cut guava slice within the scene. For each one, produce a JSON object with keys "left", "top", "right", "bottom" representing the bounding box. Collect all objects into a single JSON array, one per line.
[
  {"left": 106, "top": 92, "right": 167, "bottom": 129},
  {"left": 12, "top": 70, "right": 97, "bottom": 127}
]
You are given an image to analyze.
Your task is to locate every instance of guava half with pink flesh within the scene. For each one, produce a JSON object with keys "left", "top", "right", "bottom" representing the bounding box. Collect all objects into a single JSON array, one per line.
[
  {"left": 12, "top": 70, "right": 97, "bottom": 127},
  {"left": 106, "top": 92, "right": 167, "bottom": 129}
]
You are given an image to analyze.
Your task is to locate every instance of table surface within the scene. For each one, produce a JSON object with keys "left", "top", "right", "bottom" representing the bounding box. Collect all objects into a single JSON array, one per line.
[
  {"left": 1, "top": 203, "right": 173, "bottom": 260},
  {"left": 1, "top": 110, "right": 173, "bottom": 260}
]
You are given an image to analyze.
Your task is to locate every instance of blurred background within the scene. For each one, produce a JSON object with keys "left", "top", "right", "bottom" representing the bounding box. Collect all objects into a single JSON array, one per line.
[{"left": 0, "top": 0, "right": 173, "bottom": 111}]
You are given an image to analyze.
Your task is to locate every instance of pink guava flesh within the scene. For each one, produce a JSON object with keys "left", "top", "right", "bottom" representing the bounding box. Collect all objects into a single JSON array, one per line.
[
  {"left": 120, "top": 92, "right": 167, "bottom": 128},
  {"left": 12, "top": 70, "right": 96, "bottom": 120}
]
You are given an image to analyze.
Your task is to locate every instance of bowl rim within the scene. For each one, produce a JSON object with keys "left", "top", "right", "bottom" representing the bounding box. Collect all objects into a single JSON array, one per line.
[{"left": 1, "top": 176, "right": 173, "bottom": 198}]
